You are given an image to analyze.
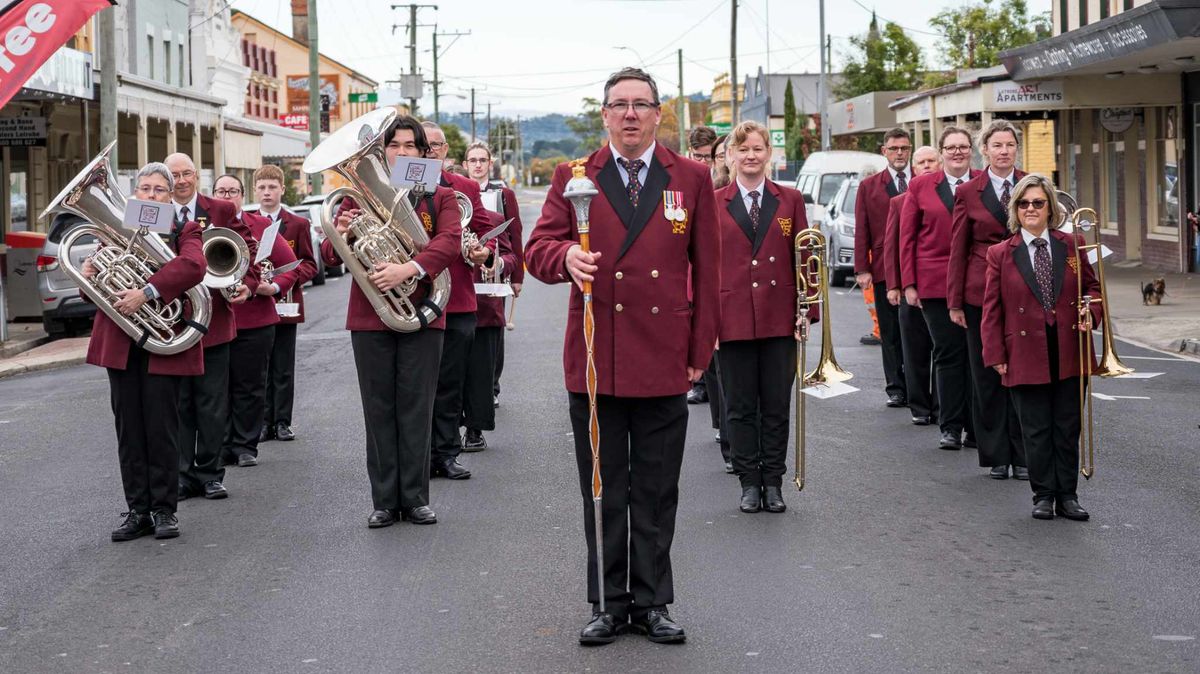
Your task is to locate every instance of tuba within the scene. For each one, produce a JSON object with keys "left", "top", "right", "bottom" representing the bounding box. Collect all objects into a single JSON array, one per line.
[
  {"left": 303, "top": 108, "right": 450, "bottom": 332},
  {"left": 40, "top": 141, "right": 211, "bottom": 355},
  {"left": 201, "top": 226, "right": 251, "bottom": 301}
]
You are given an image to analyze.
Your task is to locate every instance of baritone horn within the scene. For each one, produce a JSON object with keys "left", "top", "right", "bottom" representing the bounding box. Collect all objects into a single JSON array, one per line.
[
  {"left": 201, "top": 226, "right": 251, "bottom": 300},
  {"left": 792, "top": 228, "right": 852, "bottom": 491}
]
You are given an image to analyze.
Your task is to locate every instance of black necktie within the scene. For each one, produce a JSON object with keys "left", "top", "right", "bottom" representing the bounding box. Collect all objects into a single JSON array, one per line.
[
  {"left": 617, "top": 157, "right": 645, "bottom": 209},
  {"left": 1032, "top": 238, "right": 1055, "bottom": 324},
  {"left": 177, "top": 205, "right": 190, "bottom": 226},
  {"left": 748, "top": 190, "right": 761, "bottom": 230},
  {"left": 897, "top": 172, "right": 908, "bottom": 194},
  {"left": 1000, "top": 180, "right": 1011, "bottom": 208}
]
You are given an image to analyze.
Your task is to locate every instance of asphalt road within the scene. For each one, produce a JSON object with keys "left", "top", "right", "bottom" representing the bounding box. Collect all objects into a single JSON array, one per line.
[{"left": 1, "top": 189, "right": 1197, "bottom": 673}]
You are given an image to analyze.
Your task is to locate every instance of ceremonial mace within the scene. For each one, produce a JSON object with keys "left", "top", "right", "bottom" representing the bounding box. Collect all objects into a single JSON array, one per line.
[{"left": 564, "top": 160, "right": 605, "bottom": 613}]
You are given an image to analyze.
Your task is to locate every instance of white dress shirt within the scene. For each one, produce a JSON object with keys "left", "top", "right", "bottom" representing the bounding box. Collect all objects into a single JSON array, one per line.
[
  {"left": 1020, "top": 227, "right": 1052, "bottom": 267},
  {"left": 736, "top": 177, "right": 767, "bottom": 215},
  {"left": 944, "top": 170, "right": 968, "bottom": 195},
  {"left": 259, "top": 206, "right": 283, "bottom": 222},
  {"left": 988, "top": 168, "right": 1016, "bottom": 202},
  {"left": 174, "top": 195, "right": 198, "bottom": 222},
  {"left": 611, "top": 142, "right": 655, "bottom": 188}
]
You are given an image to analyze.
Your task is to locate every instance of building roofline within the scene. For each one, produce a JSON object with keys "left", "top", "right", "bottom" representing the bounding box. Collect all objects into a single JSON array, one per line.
[{"left": 231, "top": 9, "right": 379, "bottom": 87}]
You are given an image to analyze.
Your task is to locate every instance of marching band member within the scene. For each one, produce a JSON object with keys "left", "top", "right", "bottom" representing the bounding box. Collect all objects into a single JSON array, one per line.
[
  {"left": 948, "top": 121, "right": 1028, "bottom": 477},
  {"left": 421, "top": 121, "right": 496, "bottom": 480},
  {"left": 711, "top": 134, "right": 732, "bottom": 189},
  {"left": 461, "top": 141, "right": 523, "bottom": 452},
  {"left": 717, "top": 120, "right": 814, "bottom": 514},
  {"left": 165, "top": 153, "right": 257, "bottom": 499},
  {"left": 251, "top": 165, "right": 318, "bottom": 444},
  {"left": 526, "top": 68, "right": 720, "bottom": 645},
  {"left": 898, "top": 128, "right": 980, "bottom": 452},
  {"left": 84, "top": 163, "right": 206, "bottom": 541},
  {"left": 981, "top": 175, "right": 1098, "bottom": 520},
  {"left": 854, "top": 128, "right": 912, "bottom": 409},
  {"left": 324, "top": 114, "right": 461, "bottom": 528}
]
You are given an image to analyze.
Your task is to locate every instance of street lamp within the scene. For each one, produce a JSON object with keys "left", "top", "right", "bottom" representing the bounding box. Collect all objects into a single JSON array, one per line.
[{"left": 614, "top": 46, "right": 646, "bottom": 68}]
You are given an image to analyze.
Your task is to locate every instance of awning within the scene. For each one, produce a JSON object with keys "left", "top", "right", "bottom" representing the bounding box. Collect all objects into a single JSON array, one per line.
[
  {"left": 223, "top": 125, "right": 263, "bottom": 170},
  {"left": 234, "top": 116, "right": 311, "bottom": 159},
  {"left": 1000, "top": 0, "right": 1200, "bottom": 80}
]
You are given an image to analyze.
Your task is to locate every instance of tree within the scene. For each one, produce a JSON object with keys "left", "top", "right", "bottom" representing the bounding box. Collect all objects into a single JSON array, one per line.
[
  {"left": 566, "top": 97, "right": 605, "bottom": 154},
  {"left": 835, "top": 13, "right": 926, "bottom": 100},
  {"left": 529, "top": 155, "right": 568, "bottom": 186},
  {"left": 441, "top": 123, "right": 467, "bottom": 163},
  {"left": 657, "top": 99, "right": 680, "bottom": 152},
  {"left": 930, "top": 0, "right": 1051, "bottom": 70},
  {"left": 487, "top": 118, "right": 521, "bottom": 167},
  {"left": 782, "top": 80, "right": 800, "bottom": 161}
]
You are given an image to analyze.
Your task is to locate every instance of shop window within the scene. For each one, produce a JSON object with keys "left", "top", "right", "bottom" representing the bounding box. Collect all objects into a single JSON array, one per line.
[
  {"left": 147, "top": 35, "right": 154, "bottom": 79},
  {"left": 1091, "top": 110, "right": 1101, "bottom": 212},
  {"left": 1078, "top": 0, "right": 1088, "bottom": 27},
  {"left": 1150, "top": 107, "right": 1180, "bottom": 238},
  {"left": 1100, "top": 0, "right": 1109, "bottom": 20},
  {"left": 245, "top": 100, "right": 252, "bottom": 116},
  {"left": 1103, "top": 129, "right": 1122, "bottom": 232},
  {"left": 179, "top": 44, "right": 186, "bottom": 86},
  {"left": 1059, "top": 0, "right": 1069, "bottom": 33},
  {"left": 164, "top": 40, "right": 172, "bottom": 85}
]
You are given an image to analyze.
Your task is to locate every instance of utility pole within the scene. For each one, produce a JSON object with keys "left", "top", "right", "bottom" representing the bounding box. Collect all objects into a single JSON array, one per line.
[
  {"left": 431, "top": 27, "right": 469, "bottom": 123},
  {"left": 516, "top": 114, "right": 522, "bottom": 186},
  {"left": 99, "top": 4, "right": 117, "bottom": 167},
  {"left": 818, "top": 0, "right": 829, "bottom": 151},
  {"left": 307, "top": 0, "right": 322, "bottom": 193},
  {"left": 677, "top": 49, "right": 686, "bottom": 153},
  {"left": 730, "top": 0, "right": 738, "bottom": 123},
  {"left": 469, "top": 87, "right": 476, "bottom": 139},
  {"left": 486, "top": 102, "right": 492, "bottom": 143},
  {"left": 391, "top": 4, "right": 437, "bottom": 113}
]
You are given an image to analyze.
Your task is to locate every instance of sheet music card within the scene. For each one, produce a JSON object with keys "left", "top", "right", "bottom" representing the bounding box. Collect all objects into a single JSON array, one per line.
[
  {"left": 389, "top": 157, "right": 444, "bottom": 191},
  {"left": 123, "top": 199, "right": 175, "bottom": 234}
]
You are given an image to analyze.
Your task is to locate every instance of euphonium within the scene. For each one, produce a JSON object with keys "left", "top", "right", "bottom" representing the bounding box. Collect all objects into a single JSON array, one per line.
[
  {"left": 302, "top": 108, "right": 450, "bottom": 332},
  {"left": 201, "top": 226, "right": 251, "bottom": 301},
  {"left": 39, "top": 140, "right": 211, "bottom": 355}
]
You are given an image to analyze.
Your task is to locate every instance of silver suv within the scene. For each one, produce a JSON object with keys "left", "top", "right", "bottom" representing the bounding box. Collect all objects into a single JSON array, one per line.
[
  {"left": 822, "top": 177, "right": 859, "bottom": 288},
  {"left": 37, "top": 214, "right": 98, "bottom": 336}
]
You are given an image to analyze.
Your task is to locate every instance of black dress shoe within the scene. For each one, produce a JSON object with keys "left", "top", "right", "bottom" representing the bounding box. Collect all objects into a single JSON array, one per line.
[
  {"left": 686, "top": 387, "right": 708, "bottom": 404},
  {"left": 431, "top": 459, "right": 471, "bottom": 480},
  {"left": 631, "top": 608, "right": 686, "bottom": 644},
  {"left": 111, "top": 512, "right": 154, "bottom": 542},
  {"left": 274, "top": 422, "right": 295, "bottom": 442},
  {"left": 739, "top": 486, "right": 762, "bottom": 513},
  {"left": 989, "top": 466, "right": 1009, "bottom": 480},
  {"left": 714, "top": 430, "right": 722, "bottom": 444},
  {"left": 911, "top": 415, "right": 933, "bottom": 425},
  {"left": 178, "top": 481, "right": 200, "bottom": 501},
  {"left": 1032, "top": 498, "right": 1054, "bottom": 520},
  {"left": 493, "top": 395, "right": 500, "bottom": 409},
  {"left": 860, "top": 333, "right": 881, "bottom": 345},
  {"left": 1056, "top": 499, "right": 1090, "bottom": 521},
  {"left": 579, "top": 612, "right": 620, "bottom": 645},
  {"left": 462, "top": 429, "right": 488, "bottom": 452},
  {"left": 203, "top": 481, "right": 229, "bottom": 499},
  {"left": 152, "top": 510, "right": 180, "bottom": 539},
  {"left": 237, "top": 453, "right": 258, "bottom": 467},
  {"left": 1011, "top": 466, "right": 1029, "bottom": 481},
  {"left": 400, "top": 505, "right": 437, "bottom": 524},
  {"left": 368, "top": 509, "right": 397, "bottom": 528},
  {"left": 886, "top": 394, "right": 907, "bottom": 408},
  {"left": 762, "top": 486, "right": 787, "bottom": 513},
  {"left": 962, "top": 436, "right": 978, "bottom": 448},
  {"left": 259, "top": 423, "right": 274, "bottom": 443},
  {"left": 938, "top": 431, "right": 962, "bottom": 450},
  {"left": 724, "top": 460, "right": 735, "bottom": 474}
]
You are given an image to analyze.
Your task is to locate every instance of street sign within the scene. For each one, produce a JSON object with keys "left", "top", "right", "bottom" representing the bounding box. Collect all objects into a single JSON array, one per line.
[
  {"left": 348, "top": 92, "right": 378, "bottom": 104},
  {"left": 709, "top": 122, "right": 732, "bottom": 135},
  {"left": 0, "top": 117, "right": 47, "bottom": 146},
  {"left": 280, "top": 113, "right": 309, "bottom": 130},
  {"left": 770, "top": 129, "right": 787, "bottom": 147}
]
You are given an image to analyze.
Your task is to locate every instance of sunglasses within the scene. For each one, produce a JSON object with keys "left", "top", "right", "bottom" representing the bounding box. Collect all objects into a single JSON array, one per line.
[{"left": 1016, "top": 199, "right": 1047, "bottom": 210}]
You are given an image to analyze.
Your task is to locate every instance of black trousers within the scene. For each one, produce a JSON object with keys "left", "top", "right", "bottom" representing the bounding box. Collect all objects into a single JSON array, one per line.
[
  {"left": 704, "top": 354, "right": 731, "bottom": 462},
  {"left": 265, "top": 323, "right": 298, "bottom": 427},
  {"left": 1009, "top": 324, "right": 1082, "bottom": 503},
  {"left": 463, "top": 325, "right": 501, "bottom": 431},
  {"left": 109, "top": 346, "right": 182, "bottom": 514},
  {"left": 873, "top": 281, "right": 906, "bottom": 398},
  {"left": 179, "top": 343, "right": 230, "bottom": 484},
  {"left": 964, "top": 304, "right": 1025, "bottom": 467},
  {"left": 718, "top": 336, "right": 796, "bottom": 488},
  {"left": 493, "top": 326, "right": 505, "bottom": 397},
  {"left": 352, "top": 329, "right": 443, "bottom": 510},
  {"left": 923, "top": 299, "right": 971, "bottom": 436},
  {"left": 899, "top": 301, "right": 937, "bottom": 419},
  {"left": 568, "top": 392, "right": 687, "bottom": 619},
  {"left": 223, "top": 325, "right": 275, "bottom": 460},
  {"left": 431, "top": 312, "right": 476, "bottom": 463}
]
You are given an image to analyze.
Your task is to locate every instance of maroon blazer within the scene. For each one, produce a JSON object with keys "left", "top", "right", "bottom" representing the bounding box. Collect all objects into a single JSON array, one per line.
[
  {"left": 716, "top": 179, "right": 817, "bottom": 343},
  {"left": 86, "top": 221, "right": 207, "bottom": 376},
  {"left": 247, "top": 207, "right": 318, "bottom": 324},
  {"left": 488, "top": 183, "right": 525, "bottom": 285},
  {"left": 525, "top": 144, "right": 721, "bottom": 398},
  {"left": 947, "top": 168, "right": 1026, "bottom": 309},
  {"left": 194, "top": 193, "right": 238, "bottom": 231},
  {"left": 854, "top": 167, "right": 902, "bottom": 281},
  {"left": 190, "top": 195, "right": 261, "bottom": 348},
  {"left": 322, "top": 189, "right": 462, "bottom": 331},
  {"left": 441, "top": 170, "right": 496, "bottom": 315},
  {"left": 233, "top": 211, "right": 300, "bottom": 331},
  {"left": 883, "top": 193, "right": 906, "bottom": 291},
  {"left": 474, "top": 209, "right": 519, "bottom": 328},
  {"left": 898, "top": 169, "right": 982, "bottom": 298},
  {"left": 981, "top": 229, "right": 1102, "bottom": 387}
]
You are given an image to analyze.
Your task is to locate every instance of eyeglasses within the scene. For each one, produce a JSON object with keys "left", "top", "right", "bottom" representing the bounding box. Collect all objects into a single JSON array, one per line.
[
  {"left": 170, "top": 170, "right": 195, "bottom": 180},
  {"left": 136, "top": 185, "right": 171, "bottom": 196},
  {"left": 1016, "top": 199, "right": 1047, "bottom": 210},
  {"left": 691, "top": 153, "right": 713, "bottom": 161},
  {"left": 942, "top": 145, "right": 971, "bottom": 154},
  {"left": 465, "top": 157, "right": 490, "bottom": 164},
  {"left": 214, "top": 188, "right": 242, "bottom": 197},
  {"left": 428, "top": 141, "right": 448, "bottom": 150},
  {"left": 884, "top": 145, "right": 912, "bottom": 154},
  {"left": 604, "top": 100, "right": 657, "bottom": 114}
]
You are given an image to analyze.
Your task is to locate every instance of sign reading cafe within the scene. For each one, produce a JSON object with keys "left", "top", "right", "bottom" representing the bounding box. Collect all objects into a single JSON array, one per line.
[{"left": 992, "top": 80, "right": 1064, "bottom": 108}]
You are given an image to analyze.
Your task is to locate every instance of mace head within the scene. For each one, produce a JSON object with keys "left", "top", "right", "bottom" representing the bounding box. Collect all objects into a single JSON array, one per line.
[{"left": 563, "top": 158, "right": 598, "bottom": 228}]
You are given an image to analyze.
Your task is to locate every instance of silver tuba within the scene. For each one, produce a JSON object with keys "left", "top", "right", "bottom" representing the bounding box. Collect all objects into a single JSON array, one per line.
[
  {"left": 40, "top": 141, "right": 212, "bottom": 355},
  {"left": 201, "top": 226, "right": 251, "bottom": 301},
  {"left": 302, "top": 108, "right": 450, "bottom": 332}
]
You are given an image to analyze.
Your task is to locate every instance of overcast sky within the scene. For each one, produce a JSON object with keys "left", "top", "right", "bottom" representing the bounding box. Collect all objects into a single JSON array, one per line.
[{"left": 230, "top": 0, "right": 1052, "bottom": 117}]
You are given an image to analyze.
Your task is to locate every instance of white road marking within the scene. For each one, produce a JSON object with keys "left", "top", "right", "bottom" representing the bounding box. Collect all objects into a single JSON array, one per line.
[
  {"left": 1152, "top": 635, "right": 1195, "bottom": 641},
  {"left": 1091, "top": 393, "right": 1150, "bottom": 401},
  {"left": 1123, "top": 355, "right": 1187, "bottom": 362}
]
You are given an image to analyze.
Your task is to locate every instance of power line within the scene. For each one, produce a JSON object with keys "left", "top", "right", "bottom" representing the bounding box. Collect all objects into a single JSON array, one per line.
[
  {"left": 640, "top": 0, "right": 727, "bottom": 66},
  {"left": 848, "top": 0, "right": 942, "bottom": 37}
]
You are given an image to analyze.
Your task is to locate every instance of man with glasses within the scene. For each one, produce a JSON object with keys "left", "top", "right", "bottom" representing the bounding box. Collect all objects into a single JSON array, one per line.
[
  {"left": 854, "top": 128, "right": 913, "bottom": 409},
  {"left": 526, "top": 67, "right": 720, "bottom": 646}
]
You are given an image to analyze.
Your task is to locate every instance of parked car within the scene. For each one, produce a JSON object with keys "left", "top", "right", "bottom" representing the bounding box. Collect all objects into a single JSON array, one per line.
[
  {"left": 822, "top": 178, "right": 861, "bottom": 287},
  {"left": 794, "top": 151, "right": 887, "bottom": 233},
  {"left": 36, "top": 214, "right": 97, "bottom": 336}
]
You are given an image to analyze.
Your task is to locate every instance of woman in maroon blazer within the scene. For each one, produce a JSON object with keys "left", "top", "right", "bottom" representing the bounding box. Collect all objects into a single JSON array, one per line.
[
  {"left": 981, "top": 175, "right": 1100, "bottom": 521},
  {"left": 946, "top": 120, "right": 1028, "bottom": 478},
  {"left": 82, "top": 163, "right": 207, "bottom": 542},
  {"left": 716, "top": 121, "right": 814, "bottom": 515},
  {"left": 323, "top": 114, "right": 462, "bottom": 529}
]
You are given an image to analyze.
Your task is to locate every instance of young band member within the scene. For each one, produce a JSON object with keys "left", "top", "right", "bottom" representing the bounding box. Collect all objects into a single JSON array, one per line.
[
  {"left": 898, "top": 128, "right": 981, "bottom": 453},
  {"left": 854, "top": 128, "right": 912, "bottom": 408},
  {"left": 461, "top": 142, "right": 522, "bottom": 452},
  {"left": 83, "top": 163, "right": 206, "bottom": 541},
  {"left": 685, "top": 126, "right": 718, "bottom": 406},
  {"left": 981, "top": 175, "right": 1098, "bottom": 520},
  {"left": 884, "top": 146, "right": 940, "bottom": 429},
  {"left": 526, "top": 68, "right": 720, "bottom": 645},
  {"left": 252, "top": 165, "right": 318, "bottom": 444},
  {"left": 711, "top": 134, "right": 732, "bottom": 189},
  {"left": 165, "top": 153, "right": 257, "bottom": 498},
  {"left": 421, "top": 121, "right": 496, "bottom": 480},
  {"left": 717, "top": 121, "right": 814, "bottom": 514},
  {"left": 323, "top": 114, "right": 461, "bottom": 528},
  {"left": 948, "top": 121, "right": 1028, "bottom": 476},
  {"left": 214, "top": 174, "right": 301, "bottom": 473}
]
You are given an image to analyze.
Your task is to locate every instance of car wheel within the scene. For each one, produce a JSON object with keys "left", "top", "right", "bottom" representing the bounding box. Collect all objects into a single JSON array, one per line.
[
  {"left": 43, "top": 316, "right": 65, "bottom": 337},
  {"left": 329, "top": 264, "right": 345, "bottom": 277},
  {"left": 831, "top": 269, "right": 849, "bottom": 287}
]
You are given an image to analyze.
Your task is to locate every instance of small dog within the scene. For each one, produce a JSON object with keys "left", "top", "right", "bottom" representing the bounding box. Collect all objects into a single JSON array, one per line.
[{"left": 1142, "top": 278, "right": 1166, "bottom": 305}]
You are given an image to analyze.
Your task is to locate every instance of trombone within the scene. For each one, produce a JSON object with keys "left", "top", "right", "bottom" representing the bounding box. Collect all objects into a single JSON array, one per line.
[
  {"left": 1070, "top": 204, "right": 1133, "bottom": 480},
  {"left": 793, "top": 228, "right": 852, "bottom": 491}
]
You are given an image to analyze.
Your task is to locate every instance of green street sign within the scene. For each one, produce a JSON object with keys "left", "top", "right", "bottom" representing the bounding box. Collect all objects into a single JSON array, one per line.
[
  {"left": 709, "top": 122, "right": 732, "bottom": 134},
  {"left": 348, "top": 92, "right": 378, "bottom": 103},
  {"left": 770, "top": 129, "right": 786, "bottom": 147}
]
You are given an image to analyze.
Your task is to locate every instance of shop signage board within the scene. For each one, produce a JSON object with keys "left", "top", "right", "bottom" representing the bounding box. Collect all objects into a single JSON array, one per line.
[
  {"left": 0, "top": 117, "right": 47, "bottom": 146},
  {"left": 992, "top": 80, "right": 1064, "bottom": 108},
  {"left": 280, "top": 113, "right": 309, "bottom": 130}
]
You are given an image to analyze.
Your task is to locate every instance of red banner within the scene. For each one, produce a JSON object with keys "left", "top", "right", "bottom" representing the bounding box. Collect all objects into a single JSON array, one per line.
[{"left": 0, "top": 0, "right": 113, "bottom": 108}]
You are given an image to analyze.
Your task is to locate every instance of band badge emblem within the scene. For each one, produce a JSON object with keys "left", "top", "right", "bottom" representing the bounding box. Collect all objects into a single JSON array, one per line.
[
  {"left": 197, "top": 216, "right": 208, "bottom": 230},
  {"left": 1067, "top": 256, "right": 1079, "bottom": 273},
  {"left": 421, "top": 212, "right": 433, "bottom": 233},
  {"left": 663, "top": 190, "right": 687, "bottom": 234},
  {"left": 778, "top": 217, "right": 793, "bottom": 237}
]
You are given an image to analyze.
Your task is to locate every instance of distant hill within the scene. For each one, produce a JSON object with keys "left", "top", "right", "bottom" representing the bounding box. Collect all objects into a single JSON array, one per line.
[{"left": 432, "top": 111, "right": 580, "bottom": 160}]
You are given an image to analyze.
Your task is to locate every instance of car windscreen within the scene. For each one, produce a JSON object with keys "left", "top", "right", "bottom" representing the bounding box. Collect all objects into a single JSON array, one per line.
[
  {"left": 841, "top": 185, "right": 859, "bottom": 222},
  {"left": 47, "top": 216, "right": 96, "bottom": 245},
  {"left": 819, "top": 173, "right": 852, "bottom": 206}
]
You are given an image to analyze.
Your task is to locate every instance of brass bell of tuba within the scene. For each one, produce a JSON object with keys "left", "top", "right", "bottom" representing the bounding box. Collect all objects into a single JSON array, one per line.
[
  {"left": 201, "top": 226, "right": 251, "bottom": 301},
  {"left": 303, "top": 108, "right": 451, "bottom": 332},
  {"left": 40, "top": 141, "right": 212, "bottom": 355}
]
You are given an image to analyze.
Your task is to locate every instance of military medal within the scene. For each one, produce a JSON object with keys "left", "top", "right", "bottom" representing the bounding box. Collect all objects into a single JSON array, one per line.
[{"left": 663, "top": 191, "right": 687, "bottom": 234}]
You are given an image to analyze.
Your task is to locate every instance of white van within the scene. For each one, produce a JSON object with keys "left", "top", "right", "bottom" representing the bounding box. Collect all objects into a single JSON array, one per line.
[{"left": 792, "top": 150, "right": 887, "bottom": 230}]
